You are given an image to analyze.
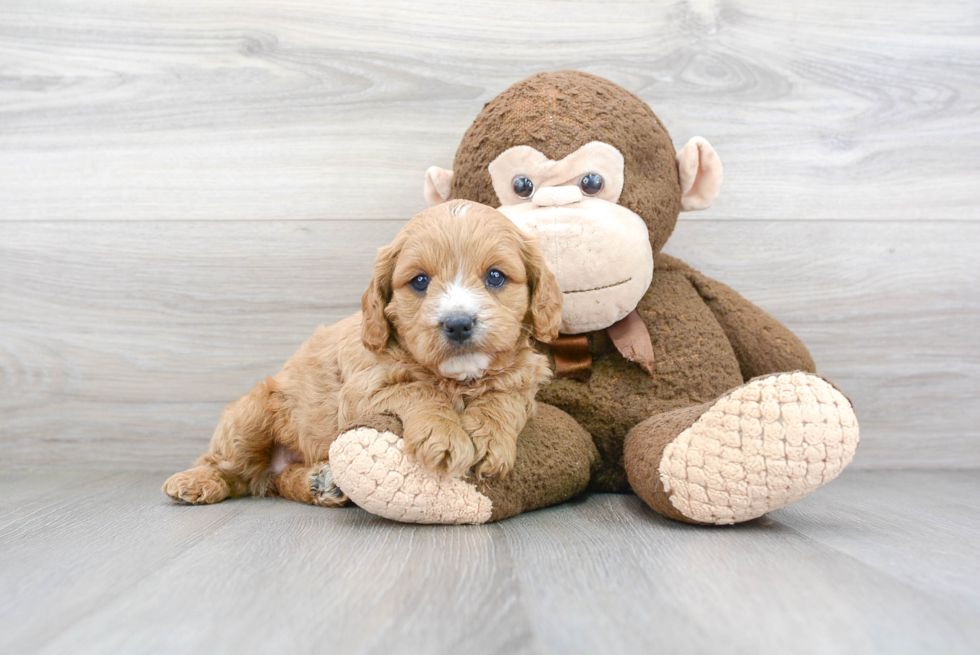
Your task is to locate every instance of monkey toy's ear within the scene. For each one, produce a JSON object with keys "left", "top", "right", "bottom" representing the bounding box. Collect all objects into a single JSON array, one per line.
[
  {"left": 423, "top": 166, "right": 454, "bottom": 206},
  {"left": 676, "top": 137, "right": 723, "bottom": 212}
]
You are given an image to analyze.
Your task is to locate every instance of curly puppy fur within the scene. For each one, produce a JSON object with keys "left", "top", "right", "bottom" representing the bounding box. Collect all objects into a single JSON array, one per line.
[{"left": 163, "top": 201, "right": 562, "bottom": 506}]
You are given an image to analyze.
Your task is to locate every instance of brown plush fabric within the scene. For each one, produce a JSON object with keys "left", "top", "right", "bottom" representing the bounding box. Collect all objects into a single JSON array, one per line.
[
  {"left": 478, "top": 403, "right": 598, "bottom": 522},
  {"left": 623, "top": 403, "right": 713, "bottom": 524},
  {"left": 673, "top": 255, "right": 817, "bottom": 379},
  {"left": 338, "top": 413, "right": 404, "bottom": 438},
  {"left": 453, "top": 70, "right": 682, "bottom": 255}
]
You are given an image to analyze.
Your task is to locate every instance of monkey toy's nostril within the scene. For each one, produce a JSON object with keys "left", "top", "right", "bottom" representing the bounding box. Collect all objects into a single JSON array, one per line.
[{"left": 442, "top": 314, "right": 475, "bottom": 343}]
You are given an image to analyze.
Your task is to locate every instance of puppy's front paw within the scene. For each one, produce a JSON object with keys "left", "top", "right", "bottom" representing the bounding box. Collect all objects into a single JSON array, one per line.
[
  {"left": 462, "top": 412, "right": 518, "bottom": 480},
  {"left": 163, "top": 465, "right": 230, "bottom": 504},
  {"left": 473, "top": 438, "right": 517, "bottom": 480},
  {"left": 403, "top": 418, "right": 477, "bottom": 478}
]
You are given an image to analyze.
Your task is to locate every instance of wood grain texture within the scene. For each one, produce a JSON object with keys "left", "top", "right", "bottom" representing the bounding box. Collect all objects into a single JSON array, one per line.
[
  {"left": 1, "top": 0, "right": 978, "bottom": 221},
  {"left": 774, "top": 470, "right": 980, "bottom": 613},
  {"left": 1, "top": 470, "right": 978, "bottom": 654},
  {"left": 2, "top": 219, "right": 977, "bottom": 470}
]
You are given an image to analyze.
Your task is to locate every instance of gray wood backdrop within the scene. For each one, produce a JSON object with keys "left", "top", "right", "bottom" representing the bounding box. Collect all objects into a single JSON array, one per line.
[{"left": 1, "top": 0, "right": 978, "bottom": 471}]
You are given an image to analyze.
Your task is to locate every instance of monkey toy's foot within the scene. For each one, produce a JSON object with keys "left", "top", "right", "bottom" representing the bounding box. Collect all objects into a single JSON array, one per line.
[
  {"left": 329, "top": 415, "right": 494, "bottom": 524},
  {"left": 329, "top": 406, "right": 597, "bottom": 525},
  {"left": 625, "top": 372, "right": 859, "bottom": 525}
]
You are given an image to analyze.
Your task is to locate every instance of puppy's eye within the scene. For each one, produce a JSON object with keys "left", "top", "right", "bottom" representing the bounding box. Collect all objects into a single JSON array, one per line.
[
  {"left": 579, "top": 173, "right": 604, "bottom": 196},
  {"left": 512, "top": 176, "right": 534, "bottom": 199},
  {"left": 409, "top": 274, "right": 429, "bottom": 293},
  {"left": 485, "top": 269, "right": 507, "bottom": 289}
]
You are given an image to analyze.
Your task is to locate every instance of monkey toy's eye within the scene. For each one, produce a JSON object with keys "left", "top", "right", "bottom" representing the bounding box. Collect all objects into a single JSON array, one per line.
[
  {"left": 512, "top": 176, "right": 534, "bottom": 199},
  {"left": 409, "top": 274, "right": 430, "bottom": 293},
  {"left": 485, "top": 269, "right": 507, "bottom": 289},
  {"left": 579, "top": 173, "right": 604, "bottom": 196}
]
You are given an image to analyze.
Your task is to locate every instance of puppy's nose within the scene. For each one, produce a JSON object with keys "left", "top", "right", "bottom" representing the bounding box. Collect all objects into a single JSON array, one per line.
[{"left": 442, "top": 314, "right": 475, "bottom": 343}]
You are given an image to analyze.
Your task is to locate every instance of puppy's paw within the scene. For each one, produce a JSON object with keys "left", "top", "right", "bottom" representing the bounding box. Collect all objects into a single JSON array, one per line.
[
  {"left": 275, "top": 462, "right": 349, "bottom": 507},
  {"left": 403, "top": 418, "right": 477, "bottom": 478},
  {"left": 163, "top": 465, "right": 230, "bottom": 504},
  {"left": 473, "top": 437, "right": 517, "bottom": 480},
  {"left": 462, "top": 412, "right": 518, "bottom": 480},
  {"left": 309, "top": 463, "right": 349, "bottom": 507}
]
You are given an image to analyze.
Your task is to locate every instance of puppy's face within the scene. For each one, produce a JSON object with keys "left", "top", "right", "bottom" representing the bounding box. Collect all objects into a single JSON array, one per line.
[{"left": 362, "top": 201, "right": 562, "bottom": 381}]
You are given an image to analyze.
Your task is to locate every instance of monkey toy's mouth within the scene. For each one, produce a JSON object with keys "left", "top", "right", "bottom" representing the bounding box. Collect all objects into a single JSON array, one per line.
[
  {"left": 498, "top": 200, "right": 653, "bottom": 334},
  {"left": 563, "top": 277, "right": 632, "bottom": 295}
]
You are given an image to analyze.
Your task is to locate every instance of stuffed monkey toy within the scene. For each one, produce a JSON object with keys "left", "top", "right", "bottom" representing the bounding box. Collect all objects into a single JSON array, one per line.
[{"left": 327, "top": 71, "right": 859, "bottom": 525}]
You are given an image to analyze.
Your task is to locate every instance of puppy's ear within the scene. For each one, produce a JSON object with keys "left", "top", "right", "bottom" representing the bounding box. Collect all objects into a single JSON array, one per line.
[
  {"left": 361, "top": 242, "right": 399, "bottom": 353},
  {"left": 521, "top": 236, "right": 563, "bottom": 343}
]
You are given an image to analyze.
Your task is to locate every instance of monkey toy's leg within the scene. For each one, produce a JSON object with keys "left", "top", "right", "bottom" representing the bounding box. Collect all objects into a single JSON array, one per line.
[
  {"left": 624, "top": 372, "right": 859, "bottom": 525},
  {"left": 162, "top": 377, "right": 283, "bottom": 504},
  {"left": 328, "top": 406, "right": 598, "bottom": 524}
]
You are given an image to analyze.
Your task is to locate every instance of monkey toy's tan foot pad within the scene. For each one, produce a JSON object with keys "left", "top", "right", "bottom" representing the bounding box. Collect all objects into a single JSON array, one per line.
[
  {"left": 329, "top": 427, "right": 493, "bottom": 524},
  {"left": 637, "top": 372, "right": 859, "bottom": 525}
]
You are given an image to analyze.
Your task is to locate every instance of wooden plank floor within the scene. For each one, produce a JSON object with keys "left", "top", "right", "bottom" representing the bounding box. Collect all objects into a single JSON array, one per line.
[{"left": 1, "top": 469, "right": 978, "bottom": 654}]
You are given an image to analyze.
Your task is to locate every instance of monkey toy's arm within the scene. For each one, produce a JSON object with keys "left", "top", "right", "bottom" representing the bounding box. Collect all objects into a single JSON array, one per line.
[
  {"left": 360, "top": 381, "right": 476, "bottom": 478},
  {"left": 660, "top": 254, "right": 816, "bottom": 381}
]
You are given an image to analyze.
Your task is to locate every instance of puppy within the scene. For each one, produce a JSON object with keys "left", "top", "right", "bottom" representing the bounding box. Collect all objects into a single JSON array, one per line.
[{"left": 163, "top": 200, "right": 563, "bottom": 507}]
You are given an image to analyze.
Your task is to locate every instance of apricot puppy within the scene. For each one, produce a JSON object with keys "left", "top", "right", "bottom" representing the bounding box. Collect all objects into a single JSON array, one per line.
[{"left": 163, "top": 200, "right": 562, "bottom": 507}]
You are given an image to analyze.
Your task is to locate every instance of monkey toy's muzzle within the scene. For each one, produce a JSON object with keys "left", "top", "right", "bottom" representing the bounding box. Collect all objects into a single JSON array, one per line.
[{"left": 499, "top": 197, "right": 654, "bottom": 334}]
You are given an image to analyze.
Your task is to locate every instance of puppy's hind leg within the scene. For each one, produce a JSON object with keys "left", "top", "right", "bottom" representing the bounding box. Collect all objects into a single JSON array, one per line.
[
  {"left": 276, "top": 462, "right": 349, "bottom": 507},
  {"left": 163, "top": 376, "right": 282, "bottom": 504}
]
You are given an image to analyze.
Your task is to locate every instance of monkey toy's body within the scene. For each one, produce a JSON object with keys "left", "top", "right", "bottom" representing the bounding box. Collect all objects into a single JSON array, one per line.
[{"left": 328, "top": 71, "right": 859, "bottom": 525}]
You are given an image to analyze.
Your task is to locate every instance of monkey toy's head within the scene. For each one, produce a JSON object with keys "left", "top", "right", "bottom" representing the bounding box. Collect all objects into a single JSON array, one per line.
[{"left": 424, "top": 71, "right": 722, "bottom": 335}]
